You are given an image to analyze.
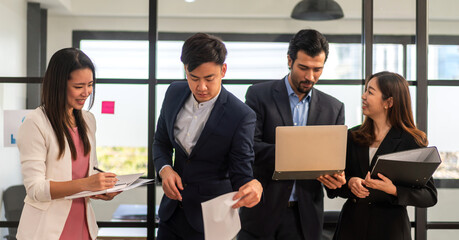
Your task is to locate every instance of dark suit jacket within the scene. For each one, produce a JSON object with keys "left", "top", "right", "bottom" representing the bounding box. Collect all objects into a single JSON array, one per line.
[
  {"left": 330, "top": 126, "right": 438, "bottom": 240},
  {"left": 153, "top": 81, "right": 256, "bottom": 233},
  {"left": 239, "top": 78, "right": 345, "bottom": 239}
]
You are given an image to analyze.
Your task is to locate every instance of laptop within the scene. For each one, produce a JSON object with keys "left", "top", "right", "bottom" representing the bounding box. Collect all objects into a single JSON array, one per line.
[{"left": 272, "top": 125, "right": 348, "bottom": 180}]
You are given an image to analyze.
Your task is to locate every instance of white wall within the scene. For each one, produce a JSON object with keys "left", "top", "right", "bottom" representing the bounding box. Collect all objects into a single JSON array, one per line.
[
  {"left": 0, "top": 0, "right": 27, "bottom": 77},
  {"left": 0, "top": 0, "right": 28, "bottom": 237},
  {"left": 47, "top": 16, "right": 148, "bottom": 62}
]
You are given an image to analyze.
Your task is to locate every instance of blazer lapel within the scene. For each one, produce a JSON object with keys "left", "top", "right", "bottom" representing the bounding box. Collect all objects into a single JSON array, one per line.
[
  {"left": 369, "top": 127, "right": 402, "bottom": 169},
  {"left": 307, "top": 88, "right": 322, "bottom": 125},
  {"left": 272, "top": 79, "right": 293, "bottom": 126},
  {"left": 189, "top": 86, "right": 228, "bottom": 158},
  {"left": 169, "top": 85, "right": 191, "bottom": 155}
]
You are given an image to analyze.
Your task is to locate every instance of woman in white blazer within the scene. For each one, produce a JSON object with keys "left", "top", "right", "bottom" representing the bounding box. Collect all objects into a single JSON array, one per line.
[{"left": 16, "top": 48, "right": 119, "bottom": 240}]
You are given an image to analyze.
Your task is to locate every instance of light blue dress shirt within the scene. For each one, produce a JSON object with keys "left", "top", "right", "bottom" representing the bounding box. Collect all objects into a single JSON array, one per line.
[{"left": 284, "top": 76, "right": 312, "bottom": 202}]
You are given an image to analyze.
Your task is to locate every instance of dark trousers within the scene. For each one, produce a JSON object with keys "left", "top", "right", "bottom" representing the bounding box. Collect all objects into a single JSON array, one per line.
[
  {"left": 157, "top": 204, "right": 204, "bottom": 240},
  {"left": 238, "top": 203, "right": 305, "bottom": 240}
]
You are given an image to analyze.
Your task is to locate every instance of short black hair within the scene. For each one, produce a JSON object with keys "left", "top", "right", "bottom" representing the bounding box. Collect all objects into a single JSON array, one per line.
[
  {"left": 287, "top": 29, "right": 329, "bottom": 63},
  {"left": 180, "top": 33, "right": 227, "bottom": 72}
]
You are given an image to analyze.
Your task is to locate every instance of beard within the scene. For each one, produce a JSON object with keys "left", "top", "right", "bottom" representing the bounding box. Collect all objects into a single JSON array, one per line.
[{"left": 295, "top": 79, "right": 315, "bottom": 94}]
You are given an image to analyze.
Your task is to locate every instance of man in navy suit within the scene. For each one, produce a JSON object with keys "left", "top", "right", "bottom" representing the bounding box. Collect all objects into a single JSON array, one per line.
[
  {"left": 154, "top": 33, "right": 263, "bottom": 240},
  {"left": 239, "top": 29, "right": 347, "bottom": 240}
]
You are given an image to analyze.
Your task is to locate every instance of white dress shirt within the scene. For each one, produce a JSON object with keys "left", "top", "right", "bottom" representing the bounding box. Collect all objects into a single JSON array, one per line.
[
  {"left": 369, "top": 147, "right": 378, "bottom": 165},
  {"left": 174, "top": 91, "right": 220, "bottom": 155},
  {"left": 158, "top": 90, "right": 221, "bottom": 174}
]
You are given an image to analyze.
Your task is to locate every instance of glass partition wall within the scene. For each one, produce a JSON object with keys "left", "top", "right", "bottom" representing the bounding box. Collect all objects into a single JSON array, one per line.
[{"left": 427, "top": 0, "right": 459, "bottom": 239}]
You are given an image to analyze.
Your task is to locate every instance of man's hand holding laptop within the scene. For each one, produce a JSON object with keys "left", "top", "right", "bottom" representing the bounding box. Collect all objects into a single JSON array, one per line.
[{"left": 317, "top": 172, "right": 346, "bottom": 189}]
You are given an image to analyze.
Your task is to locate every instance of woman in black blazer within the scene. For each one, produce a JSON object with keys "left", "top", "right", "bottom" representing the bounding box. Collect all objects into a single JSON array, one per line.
[{"left": 329, "top": 71, "right": 437, "bottom": 240}]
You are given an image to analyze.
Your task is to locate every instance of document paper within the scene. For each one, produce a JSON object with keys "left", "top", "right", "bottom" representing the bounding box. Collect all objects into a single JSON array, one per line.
[
  {"left": 201, "top": 192, "right": 241, "bottom": 240},
  {"left": 65, "top": 173, "right": 153, "bottom": 200}
]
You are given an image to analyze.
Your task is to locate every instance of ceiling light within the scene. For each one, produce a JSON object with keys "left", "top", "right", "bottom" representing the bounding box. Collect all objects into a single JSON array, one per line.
[{"left": 291, "top": 0, "right": 344, "bottom": 21}]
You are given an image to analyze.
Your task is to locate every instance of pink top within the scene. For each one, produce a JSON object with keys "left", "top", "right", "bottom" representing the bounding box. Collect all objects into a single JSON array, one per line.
[{"left": 60, "top": 127, "right": 91, "bottom": 240}]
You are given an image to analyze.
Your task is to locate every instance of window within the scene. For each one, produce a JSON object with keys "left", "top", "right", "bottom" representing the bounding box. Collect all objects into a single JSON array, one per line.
[{"left": 78, "top": 34, "right": 459, "bottom": 182}]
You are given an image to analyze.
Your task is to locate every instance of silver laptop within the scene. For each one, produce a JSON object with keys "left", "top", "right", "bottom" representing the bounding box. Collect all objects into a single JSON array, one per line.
[{"left": 273, "top": 125, "right": 348, "bottom": 180}]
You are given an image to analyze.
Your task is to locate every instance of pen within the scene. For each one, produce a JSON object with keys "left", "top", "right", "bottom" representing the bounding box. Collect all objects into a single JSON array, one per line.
[{"left": 93, "top": 166, "right": 105, "bottom": 173}]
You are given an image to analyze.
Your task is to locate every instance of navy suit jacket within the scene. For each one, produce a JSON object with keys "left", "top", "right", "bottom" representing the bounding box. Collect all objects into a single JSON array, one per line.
[
  {"left": 153, "top": 81, "right": 256, "bottom": 233},
  {"left": 239, "top": 79, "right": 345, "bottom": 239}
]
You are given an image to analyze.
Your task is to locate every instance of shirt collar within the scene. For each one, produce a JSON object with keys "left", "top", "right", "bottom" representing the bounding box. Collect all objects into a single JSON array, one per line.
[{"left": 191, "top": 87, "right": 221, "bottom": 109}]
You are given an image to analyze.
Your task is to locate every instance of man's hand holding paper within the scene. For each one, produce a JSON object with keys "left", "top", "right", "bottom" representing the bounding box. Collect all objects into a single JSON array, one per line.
[{"left": 231, "top": 179, "right": 263, "bottom": 209}]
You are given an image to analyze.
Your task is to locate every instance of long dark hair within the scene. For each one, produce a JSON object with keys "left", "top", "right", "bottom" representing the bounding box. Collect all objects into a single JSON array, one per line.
[
  {"left": 41, "top": 48, "right": 96, "bottom": 160},
  {"left": 353, "top": 71, "right": 428, "bottom": 147}
]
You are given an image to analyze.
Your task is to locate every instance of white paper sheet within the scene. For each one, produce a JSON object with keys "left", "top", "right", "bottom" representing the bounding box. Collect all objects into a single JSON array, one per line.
[
  {"left": 64, "top": 174, "right": 154, "bottom": 200},
  {"left": 201, "top": 191, "right": 241, "bottom": 240}
]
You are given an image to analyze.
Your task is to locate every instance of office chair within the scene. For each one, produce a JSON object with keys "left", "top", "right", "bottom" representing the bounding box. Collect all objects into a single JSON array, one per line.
[
  {"left": 322, "top": 210, "right": 340, "bottom": 240},
  {"left": 2, "top": 185, "right": 26, "bottom": 240}
]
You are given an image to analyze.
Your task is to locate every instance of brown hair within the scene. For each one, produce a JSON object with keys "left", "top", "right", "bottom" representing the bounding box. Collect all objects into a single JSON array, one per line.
[
  {"left": 353, "top": 71, "right": 428, "bottom": 147},
  {"left": 41, "top": 48, "right": 95, "bottom": 160}
]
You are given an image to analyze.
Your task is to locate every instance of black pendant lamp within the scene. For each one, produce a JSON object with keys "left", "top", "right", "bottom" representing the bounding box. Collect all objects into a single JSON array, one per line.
[{"left": 291, "top": 0, "right": 344, "bottom": 21}]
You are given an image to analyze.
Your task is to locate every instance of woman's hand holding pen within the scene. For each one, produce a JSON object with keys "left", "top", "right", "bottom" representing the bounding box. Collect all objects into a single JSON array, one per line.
[
  {"left": 84, "top": 172, "right": 118, "bottom": 191},
  {"left": 364, "top": 172, "right": 397, "bottom": 196},
  {"left": 348, "top": 177, "right": 369, "bottom": 198}
]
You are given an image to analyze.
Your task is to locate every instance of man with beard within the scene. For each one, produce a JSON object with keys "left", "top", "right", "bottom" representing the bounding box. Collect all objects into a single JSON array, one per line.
[{"left": 239, "top": 29, "right": 346, "bottom": 240}]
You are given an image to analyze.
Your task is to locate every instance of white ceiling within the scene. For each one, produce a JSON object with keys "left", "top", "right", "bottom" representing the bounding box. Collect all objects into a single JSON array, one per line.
[{"left": 31, "top": 0, "right": 459, "bottom": 21}]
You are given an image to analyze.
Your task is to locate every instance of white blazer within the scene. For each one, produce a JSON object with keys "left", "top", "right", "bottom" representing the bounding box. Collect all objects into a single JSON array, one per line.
[{"left": 16, "top": 107, "right": 99, "bottom": 240}]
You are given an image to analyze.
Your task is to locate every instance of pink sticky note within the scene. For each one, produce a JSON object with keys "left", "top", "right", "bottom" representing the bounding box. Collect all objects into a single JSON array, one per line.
[{"left": 101, "top": 101, "right": 115, "bottom": 114}]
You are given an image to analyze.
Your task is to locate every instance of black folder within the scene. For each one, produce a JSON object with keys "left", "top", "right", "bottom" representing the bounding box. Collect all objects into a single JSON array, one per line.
[{"left": 370, "top": 146, "right": 441, "bottom": 187}]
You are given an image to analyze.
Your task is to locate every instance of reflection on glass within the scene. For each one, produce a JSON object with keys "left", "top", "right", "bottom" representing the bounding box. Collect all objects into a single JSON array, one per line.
[
  {"left": 84, "top": 84, "right": 148, "bottom": 175},
  {"left": 406, "top": 44, "right": 416, "bottom": 81},
  {"left": 79, "top": 39, "right": 373, "bottom": 81},
  {"left": 157, "top": 41, "right": 185, "bottom": 79},
  {"left": 225, "top": 42, "right": 288, "bottom": 79},
  {"left": 223, "top": 84, "right": 250, "bottom": 102},
  {"left": 322, "top": 43, "right": 362, "bottom": 80},
  {"left": 407, "top": 44, "right": 459, "bottom": 81},
  {"left": 156, "top": 84, "right": 172, "bottom": 125},
  {"left": 428, "top": 86, "right": 459, "bottom": 179},
  {"left": 428, "top": 45, "right": 459, "bottom": 80},
  {"left": 314, "top": 85, "right": 363, "bottom": 128},
  {"left": 373, "top": 44, "right": 404, "bottom": 76},
  {"left": 80, "top": 40, "right": 149, "bottom": 79}
]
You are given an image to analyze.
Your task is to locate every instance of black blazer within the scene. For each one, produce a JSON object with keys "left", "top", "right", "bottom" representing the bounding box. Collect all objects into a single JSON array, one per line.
[
  {"left": 330, "top": 126, "right": 438, "bottom": 240},
  {"left": 153, "top": 81, "right": 256, "bottom": 233},
  {"left": 239, "top": 78, "right": 345, "bottom": 239}
]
